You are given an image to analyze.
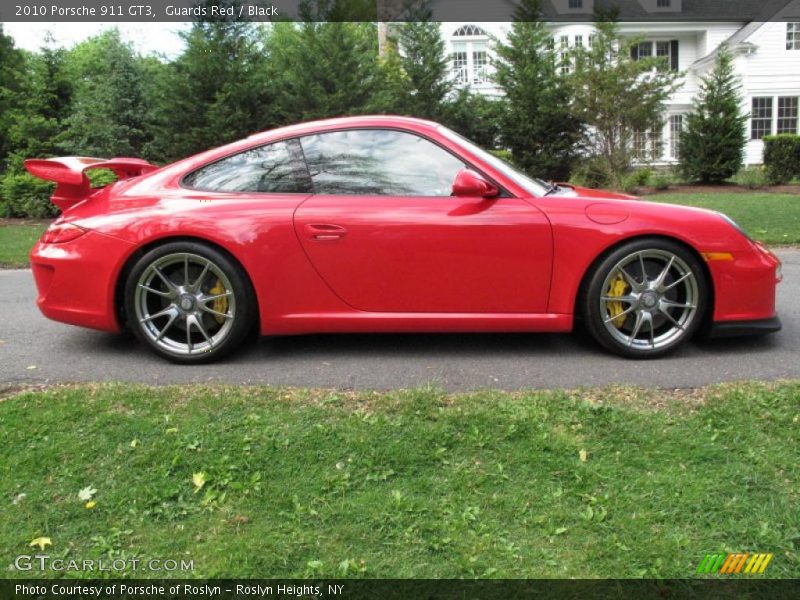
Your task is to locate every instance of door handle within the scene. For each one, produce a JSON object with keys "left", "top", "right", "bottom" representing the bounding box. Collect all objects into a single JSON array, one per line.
[{"left": 304, "top": 223, "right": 348, "bottom": 241}]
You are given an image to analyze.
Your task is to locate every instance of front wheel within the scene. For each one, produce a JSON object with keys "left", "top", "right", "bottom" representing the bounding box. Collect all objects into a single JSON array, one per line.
[
  {"left": 582, "top": 239, "right": 708, "bottom": 358},
  {"left": 124, "top": 242, "right": 255, "bottom": 363}
]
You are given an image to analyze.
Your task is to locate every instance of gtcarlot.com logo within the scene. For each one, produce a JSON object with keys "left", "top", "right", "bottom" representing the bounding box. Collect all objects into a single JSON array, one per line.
[
  {"left": 14, "top": 554, "right": 194, "bottom": 572},
  {"left": 696, "top": 552, "right": 773, "bottom": 575}
]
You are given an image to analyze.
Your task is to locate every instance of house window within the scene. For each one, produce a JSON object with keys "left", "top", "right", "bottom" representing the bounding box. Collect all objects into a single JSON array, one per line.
[
  {"left": 568, "top": 0, "right": 583, "bottom": 8},
  {"left": 472, "top": 44, "right": 488, "bottom": 84},
  {"left": 787, "top": 23, "right": 800, "bottom": 50},
  {"left": 778, "top": 96, "right": 799, "bottom": 134},
  {"left": 669, "top": 115, "right": 683, "bottom": 159},
  {"left": 453, "top": 24, "right": 487, "bottom": 37},
  {"left": 650, "top": 129, "right": 663, "bottom": 161},
  {"left": 452, "top": 42, "right": 469, "bottom": 85},
  {"left": 751, "top": 97, "right": 773, "bottom": 139},
  {"left": 656, "top": 0, "right": 671, "bottom": 7},
  {"left": 451, "top": 26, "right": 490, "bottom": 87},
  {"left": 633, "top": 128, "right": 663, "bottom": 161},
  {"left": 575, "top": 35, "right": 583, "bottom": 47},
  {"left": 559, "top": 36, "right": 571, "bottom": 74},
  {"left": 633, "top": 131, "right": 648, "bottom": 159},
  {"left": 636, "top": 41, "right": 653, "bottom": 58},
  {"left": 632, "top": 40, "right": 679, "bottom": 70}
]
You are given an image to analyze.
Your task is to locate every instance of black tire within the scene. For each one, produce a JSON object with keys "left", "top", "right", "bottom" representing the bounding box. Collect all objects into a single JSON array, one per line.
[
  {"left": 581, "top": 238, "right": 708, "bottom": 359},
  {"left": 124, "top": 241, "right": 256, "bottom": 364}
]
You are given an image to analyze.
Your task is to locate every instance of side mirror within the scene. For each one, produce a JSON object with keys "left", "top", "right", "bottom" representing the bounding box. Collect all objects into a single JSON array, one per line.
[{"left": 452, "top": 169, "right": 499, "bottom": 198}]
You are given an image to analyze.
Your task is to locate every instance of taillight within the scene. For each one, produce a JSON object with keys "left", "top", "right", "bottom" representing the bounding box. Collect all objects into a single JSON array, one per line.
[{"left": 41, "top": 222, "right": 87, "bottom": 244}]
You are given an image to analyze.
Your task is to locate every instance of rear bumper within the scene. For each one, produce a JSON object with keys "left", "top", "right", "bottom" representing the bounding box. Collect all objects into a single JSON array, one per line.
[
  {"left": 709, "top": 316, "right": 782, "bottom": 339},
  {"left": 30, "top": 229, "right": 134, "bottom": 333}
]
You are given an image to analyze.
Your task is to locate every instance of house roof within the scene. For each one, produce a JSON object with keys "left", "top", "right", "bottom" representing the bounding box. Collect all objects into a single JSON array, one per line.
[
  {"left": 557, "top": 0, "right": 790, "bottom": 21},
  {"left": 691, "top": 20, "right": 765, "bottom": 68},
  {"left": 429, "top": 0, "right": 794, "bottom": 22},
  {"left": 691, "top": 0, "right": 794, "bottom": 69}
]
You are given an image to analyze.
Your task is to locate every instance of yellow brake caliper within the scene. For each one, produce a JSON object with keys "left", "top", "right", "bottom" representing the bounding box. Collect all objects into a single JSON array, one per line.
[
  {"left": 606, "top": 273, "right": 629, "bottom": 329},
  {"left": 209, "top": 279, "right": 228, "bottom": 325}
]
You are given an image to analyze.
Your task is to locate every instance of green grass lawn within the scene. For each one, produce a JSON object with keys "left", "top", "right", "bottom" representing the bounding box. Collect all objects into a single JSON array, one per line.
[
  {"left": 0, "top": 222, "right": 48, "bottom": 268},
  {"left": 646, "top": 193, "right": 800, "bottom": 245},
  {"left": 1, "top": 382, "right": 797, "bottom": 579}
]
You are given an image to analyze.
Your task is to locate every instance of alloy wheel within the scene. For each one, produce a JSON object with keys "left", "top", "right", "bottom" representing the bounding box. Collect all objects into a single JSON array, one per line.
[
  {"left": 599, "top": 249, "right": 699, "bottom": 351},
  {"left": 133, "top": 252, "right": 236, "bottom": 357}
]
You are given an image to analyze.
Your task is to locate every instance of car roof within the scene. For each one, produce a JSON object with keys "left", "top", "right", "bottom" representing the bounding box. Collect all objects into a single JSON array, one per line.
[{"left": 244, "top": 115, "right": 441, "bottom": 144}]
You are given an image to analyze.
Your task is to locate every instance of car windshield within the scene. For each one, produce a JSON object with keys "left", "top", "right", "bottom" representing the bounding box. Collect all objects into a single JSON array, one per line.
[{"left": 437, "top": 125, "right": 550, "bottom": 197}]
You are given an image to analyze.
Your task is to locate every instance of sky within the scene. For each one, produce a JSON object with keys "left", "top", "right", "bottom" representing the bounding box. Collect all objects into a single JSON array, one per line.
[{"left": 3, "top": 22, "right": 189, "bottom": 58}]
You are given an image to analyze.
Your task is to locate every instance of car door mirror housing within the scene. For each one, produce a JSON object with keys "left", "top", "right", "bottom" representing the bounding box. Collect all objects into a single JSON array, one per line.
[{"left": 452, "top": 169, "right": 499, "bottom": 198}]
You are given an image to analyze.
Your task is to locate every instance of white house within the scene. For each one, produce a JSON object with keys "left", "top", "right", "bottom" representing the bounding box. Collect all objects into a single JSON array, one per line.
[{"left": 437, "top": 0, "right": 800, "bottom": 165}]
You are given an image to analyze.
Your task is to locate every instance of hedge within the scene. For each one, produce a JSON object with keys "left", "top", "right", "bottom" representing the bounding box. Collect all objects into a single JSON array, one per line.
[
  {"left": 762, "top": 134, "right": 800, "bottom": 185},
  {"left": 0, "top": 172, "right": 58, "bottom": 219}
]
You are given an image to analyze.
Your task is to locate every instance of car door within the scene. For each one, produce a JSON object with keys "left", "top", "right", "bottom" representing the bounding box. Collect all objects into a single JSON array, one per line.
[{"left": 293, "top": 128, "right": 553, "bottom": 314}]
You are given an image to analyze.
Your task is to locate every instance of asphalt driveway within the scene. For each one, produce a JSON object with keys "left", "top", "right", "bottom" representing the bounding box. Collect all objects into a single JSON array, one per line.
[{"left": 1, "top": 250, "right": 797, "bottom": 391}]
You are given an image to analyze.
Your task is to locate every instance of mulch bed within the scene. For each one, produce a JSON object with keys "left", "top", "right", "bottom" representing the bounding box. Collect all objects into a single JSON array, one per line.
[
  {"left": 644, "top": 183, "right": 800, "bottom": 195},
  {"left": 0, "top": 218, "right": 53, "bottom": 227}
]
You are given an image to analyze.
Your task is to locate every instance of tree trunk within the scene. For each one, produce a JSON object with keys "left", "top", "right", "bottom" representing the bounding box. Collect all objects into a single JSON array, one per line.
[{"left": 378, "top": 22, "right": 388, "bottom": 58}]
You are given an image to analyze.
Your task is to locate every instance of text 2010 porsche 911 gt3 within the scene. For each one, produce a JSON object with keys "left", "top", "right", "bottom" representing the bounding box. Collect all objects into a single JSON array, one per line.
[{"left": 25, "top": 116, "right": 782, "bottom": 363}]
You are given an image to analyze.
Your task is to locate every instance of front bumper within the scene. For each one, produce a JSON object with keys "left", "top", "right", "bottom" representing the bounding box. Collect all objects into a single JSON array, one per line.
[
  {"left": 709, "top": 316, "right": 782, "bottom": 339},
  {"left": 707, "top": 242, "right": 781, "bottom": 323},
  {"left": 30, "top": 229, "right": 134, "bottom": 333}
]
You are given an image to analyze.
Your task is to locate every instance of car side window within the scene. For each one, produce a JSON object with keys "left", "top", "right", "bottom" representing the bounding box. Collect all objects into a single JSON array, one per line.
[
  {"left": 299, "top": 129, "right": 466, "bottom": 196},
  {"left": 183, "top": 139, "right": 311, "bottom": 193}
]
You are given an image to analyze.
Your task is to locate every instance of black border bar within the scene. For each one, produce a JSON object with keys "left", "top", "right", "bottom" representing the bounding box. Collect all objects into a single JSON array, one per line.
[
  {"left": 3, "top": 579, "right": 800, "bottom": 600},
  {"left": 1, "top": 0, "right": 798, "bottom": 23}
]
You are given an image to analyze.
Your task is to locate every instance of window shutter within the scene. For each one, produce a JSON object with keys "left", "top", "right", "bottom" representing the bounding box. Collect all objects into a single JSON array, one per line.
[
  {"left": 631, "top": 44, "right": 639, "bottom": 60},
  {"left": 671, "top": 40, "right": 679, "bottom": 70}
]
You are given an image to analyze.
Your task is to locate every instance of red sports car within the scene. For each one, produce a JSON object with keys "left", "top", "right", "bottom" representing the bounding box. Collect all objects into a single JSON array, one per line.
[{"left": 25, "top": 116, "right": 782, "bottom": 363}]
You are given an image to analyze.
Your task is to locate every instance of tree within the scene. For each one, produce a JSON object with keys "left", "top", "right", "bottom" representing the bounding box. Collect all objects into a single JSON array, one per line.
[
  {"left": 679, "top": 45, "right": 746, "bottom": 183},
  {"left": 570, "top": 14, "right": 681, "bottom": 187},
  {"left": 493, "top": 0, "right": 582, "bottom": 180},
  {"left": 1, "top": 34, "right": 71, "bottom": 166},
  {"left": 60, "top": 29, "right": 151, "bottom": 158},
  {"left": 298, "top": 0, "right": 376, "bottom": 21},
  {"left": 389, "top": 1, "right": 452, "bottom": 119},
  {"left": 7, "top": 35, "right": 72, "bottom": 161},
  {"left": 0, "top": 34, "right": 73, "bottom": 218},
  {"left": 0, "top": 24, "right": 27, "bottom": 168},
  {"left": 146, "top": 5, "right": 275, "bottom": 162},
  {"left": 267, "top": 21, "right": 384, "bottom": 122},
  {"left": 441, "top": 89, "right": 504, "bottom": 149}
]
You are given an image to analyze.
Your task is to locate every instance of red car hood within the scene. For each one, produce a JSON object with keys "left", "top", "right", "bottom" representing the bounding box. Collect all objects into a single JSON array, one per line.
[{"left": 555, "top": 183, "right": 639, "bottom": 201}]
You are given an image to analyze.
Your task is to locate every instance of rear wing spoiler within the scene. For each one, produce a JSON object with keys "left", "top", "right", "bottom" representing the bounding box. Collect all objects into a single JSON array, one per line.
[{"left": 24, "top": 156, "right": 158, "bottom": 211}]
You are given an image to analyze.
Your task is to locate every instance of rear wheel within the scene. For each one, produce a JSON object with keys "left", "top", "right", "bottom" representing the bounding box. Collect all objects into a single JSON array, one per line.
[
  {"left": 582, "top": 238, "right": 707, "bottom": 358},
  {"left": 124, "top": 242, "right": 254, "bottom": 363}
]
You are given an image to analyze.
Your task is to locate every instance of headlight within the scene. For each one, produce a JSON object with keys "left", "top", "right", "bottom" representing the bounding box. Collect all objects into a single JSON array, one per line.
[{"left": 716, "top": 212, "right": 753, "bottom": 242}]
